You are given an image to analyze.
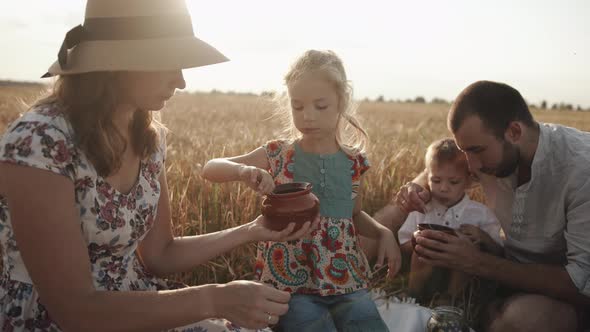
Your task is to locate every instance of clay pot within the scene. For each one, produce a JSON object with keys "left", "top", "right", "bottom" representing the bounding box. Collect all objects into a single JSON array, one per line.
[
  {"left": 261, "top": 182, "right": 320, "bottom": 232},
  {"left": 411, "top": 223, "right": 457, "bottom": 250}
]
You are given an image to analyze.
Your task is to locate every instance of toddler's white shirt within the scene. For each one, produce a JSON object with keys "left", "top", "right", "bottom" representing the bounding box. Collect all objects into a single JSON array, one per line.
[{"left": 398, "top": 195, "right": 503, "bottom": 245}]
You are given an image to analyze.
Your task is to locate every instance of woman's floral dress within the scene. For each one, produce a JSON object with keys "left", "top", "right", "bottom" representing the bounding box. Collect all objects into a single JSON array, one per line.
[{"left": 0, "top": 103, "right": 264, "bottom": 332}]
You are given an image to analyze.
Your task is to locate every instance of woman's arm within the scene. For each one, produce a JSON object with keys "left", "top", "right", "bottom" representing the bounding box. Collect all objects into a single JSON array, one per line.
[
  {"left": 0, "top": 163, "right": 290, "bottom": 331},
  {"left": 139, "top": 170, "right": 253, "bottom": 276},
  {"left": 0, "top": 163, "right": 216, "bottom": 331},
  {"left": 139, "top": 169, "right": 319, "bottom": 276}
]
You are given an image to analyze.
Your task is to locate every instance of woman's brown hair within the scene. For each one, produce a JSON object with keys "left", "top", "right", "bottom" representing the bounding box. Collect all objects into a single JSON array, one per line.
[{"left": 34, "top": 72, "right": 161, "bottom": 177}]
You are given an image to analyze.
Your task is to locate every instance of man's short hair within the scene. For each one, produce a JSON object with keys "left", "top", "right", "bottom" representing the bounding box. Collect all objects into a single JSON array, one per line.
[{"left": 448, "top": 81, "right": 535, "bottom": 138}]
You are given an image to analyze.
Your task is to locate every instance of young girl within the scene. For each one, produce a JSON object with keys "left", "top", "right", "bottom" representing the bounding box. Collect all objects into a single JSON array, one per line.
[{"left": 203, "top": 50, "right": 400, "bottom": 332}]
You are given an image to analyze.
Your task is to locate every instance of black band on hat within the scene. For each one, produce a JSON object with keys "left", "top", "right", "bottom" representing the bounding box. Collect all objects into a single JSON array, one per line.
[
  {"left": 83, "top": 15, "right": 194, "bottom": 41},
  {"left": 56, "top": 14, "right": 195, "bottom": 69},
  {"left": 57, "top": 25, "right": 86, "bottom": 69}
]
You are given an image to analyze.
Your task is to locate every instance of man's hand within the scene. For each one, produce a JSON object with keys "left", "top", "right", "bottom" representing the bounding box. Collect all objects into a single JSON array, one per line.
[
  {"left": 414, "top": 229, "right": 482, "bottom": 274},
  {"left": 395, "top": 182, "right": 431, "bottom": 214},
  {"left": 458, "top": 224, "right": 487, "bottom": 246}
]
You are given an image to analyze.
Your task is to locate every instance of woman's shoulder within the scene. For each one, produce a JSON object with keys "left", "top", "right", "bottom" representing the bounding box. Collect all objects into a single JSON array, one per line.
[
  {"left": 4, "top": 102, "right": 72, "bottom": 139},
  {"left": 0, "top": 101, "right": 80, "bottom": 178}
]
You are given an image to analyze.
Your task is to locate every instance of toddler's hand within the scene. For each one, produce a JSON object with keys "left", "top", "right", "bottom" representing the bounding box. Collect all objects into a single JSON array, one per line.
[{"left": 238, "top": 165, "right": 275, "bottom": 195}]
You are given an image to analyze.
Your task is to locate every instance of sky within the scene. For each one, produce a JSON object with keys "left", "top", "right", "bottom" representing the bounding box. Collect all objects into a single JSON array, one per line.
[{"left": 1, "top": 0, "right": 589, "bottom": 108}]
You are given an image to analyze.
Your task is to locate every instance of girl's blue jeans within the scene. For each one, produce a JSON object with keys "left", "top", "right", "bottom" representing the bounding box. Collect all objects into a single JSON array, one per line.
[{"left": 277, "top": 289, "right": 389, "bottom": 332}]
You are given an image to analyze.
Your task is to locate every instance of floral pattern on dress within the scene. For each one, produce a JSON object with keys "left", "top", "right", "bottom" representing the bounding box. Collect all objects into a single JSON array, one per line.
[
  {"left": 0, "top": 103, "right": 267, "bottom": 332},
  {"left": 348, "top": 152, "right": 370, "bottom": 199},
  {"left": 253, "top": 140, "right": 372, "bottom": 296}
]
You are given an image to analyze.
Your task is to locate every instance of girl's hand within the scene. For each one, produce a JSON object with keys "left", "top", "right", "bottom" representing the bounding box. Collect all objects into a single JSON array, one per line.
[
  {"left": 238, "top": 165, "right": 275, "bottom": 195},
  {"left": 212, "top": 280, "right": 290, "bottom": 329},
  {"left": 246, "top": 215, "right": 320, "bottom": 242},
  {"left": 374, "top": 228, "right": 402, "bottom": 279}
]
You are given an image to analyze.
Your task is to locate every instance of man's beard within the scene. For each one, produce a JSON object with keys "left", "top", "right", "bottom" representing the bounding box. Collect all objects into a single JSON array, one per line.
[{"left": 481, "top": 140, "right": 520, "bottom": 178}]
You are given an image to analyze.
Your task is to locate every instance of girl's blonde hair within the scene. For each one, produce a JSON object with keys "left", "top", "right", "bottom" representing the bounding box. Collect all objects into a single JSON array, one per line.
[
  {"left": 274, "top": 50, "right": 368, "bottom": 155},
  {"left": 33, "top": 72, "right": 162, "bottom": 177}
]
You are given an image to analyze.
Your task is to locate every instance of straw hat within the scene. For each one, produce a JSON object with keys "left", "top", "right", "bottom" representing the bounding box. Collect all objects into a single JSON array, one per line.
[{"left": 42, "top": 0, "right": 228, "bottom": 77}]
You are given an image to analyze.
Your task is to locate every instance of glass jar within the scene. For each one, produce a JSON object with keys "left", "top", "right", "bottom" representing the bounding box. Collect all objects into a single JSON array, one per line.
[{"left": 426, "top": 306, "right": 470, "bottom": 332}]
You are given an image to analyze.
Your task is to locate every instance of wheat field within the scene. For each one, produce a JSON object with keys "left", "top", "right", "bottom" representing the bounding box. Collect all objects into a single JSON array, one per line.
[{"left": 1, "top": 85, "right": 589, "bottom": 310}]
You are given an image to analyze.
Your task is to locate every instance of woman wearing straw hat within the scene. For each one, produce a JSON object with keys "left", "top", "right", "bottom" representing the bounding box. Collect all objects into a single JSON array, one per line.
[{"left": 0, "top": 0, "right": 318, "bottom": 331}]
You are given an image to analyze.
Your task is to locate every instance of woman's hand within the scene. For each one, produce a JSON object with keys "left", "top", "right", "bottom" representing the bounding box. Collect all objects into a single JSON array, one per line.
[
  {"left": 238, "top": 165, "right": 275, "bottom": 195},
  {"left": 374, "top": 228, "right": 402, "bottom": 279},
  {"left": 212, "top": 280, "right": 291, "bottom": 329},
  {"left": 245, "top": 215, "right": 320, "bottom": 242},
  {"left": 395, "top": 182, "right": 431, "bottom": 214}
]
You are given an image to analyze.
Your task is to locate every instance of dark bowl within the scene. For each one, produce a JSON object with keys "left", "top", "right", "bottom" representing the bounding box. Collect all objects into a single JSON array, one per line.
[
  {"left": 417, "top": 223, "right": 456, "bottom": 233},
  {"left": 411, "top": 223, "right": 457, "bottom": 250}
]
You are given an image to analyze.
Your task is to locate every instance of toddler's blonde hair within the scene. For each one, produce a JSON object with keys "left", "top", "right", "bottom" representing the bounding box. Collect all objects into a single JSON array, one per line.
[{"left": 425, "top": 138, "right": 469, "bottom": 174}]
